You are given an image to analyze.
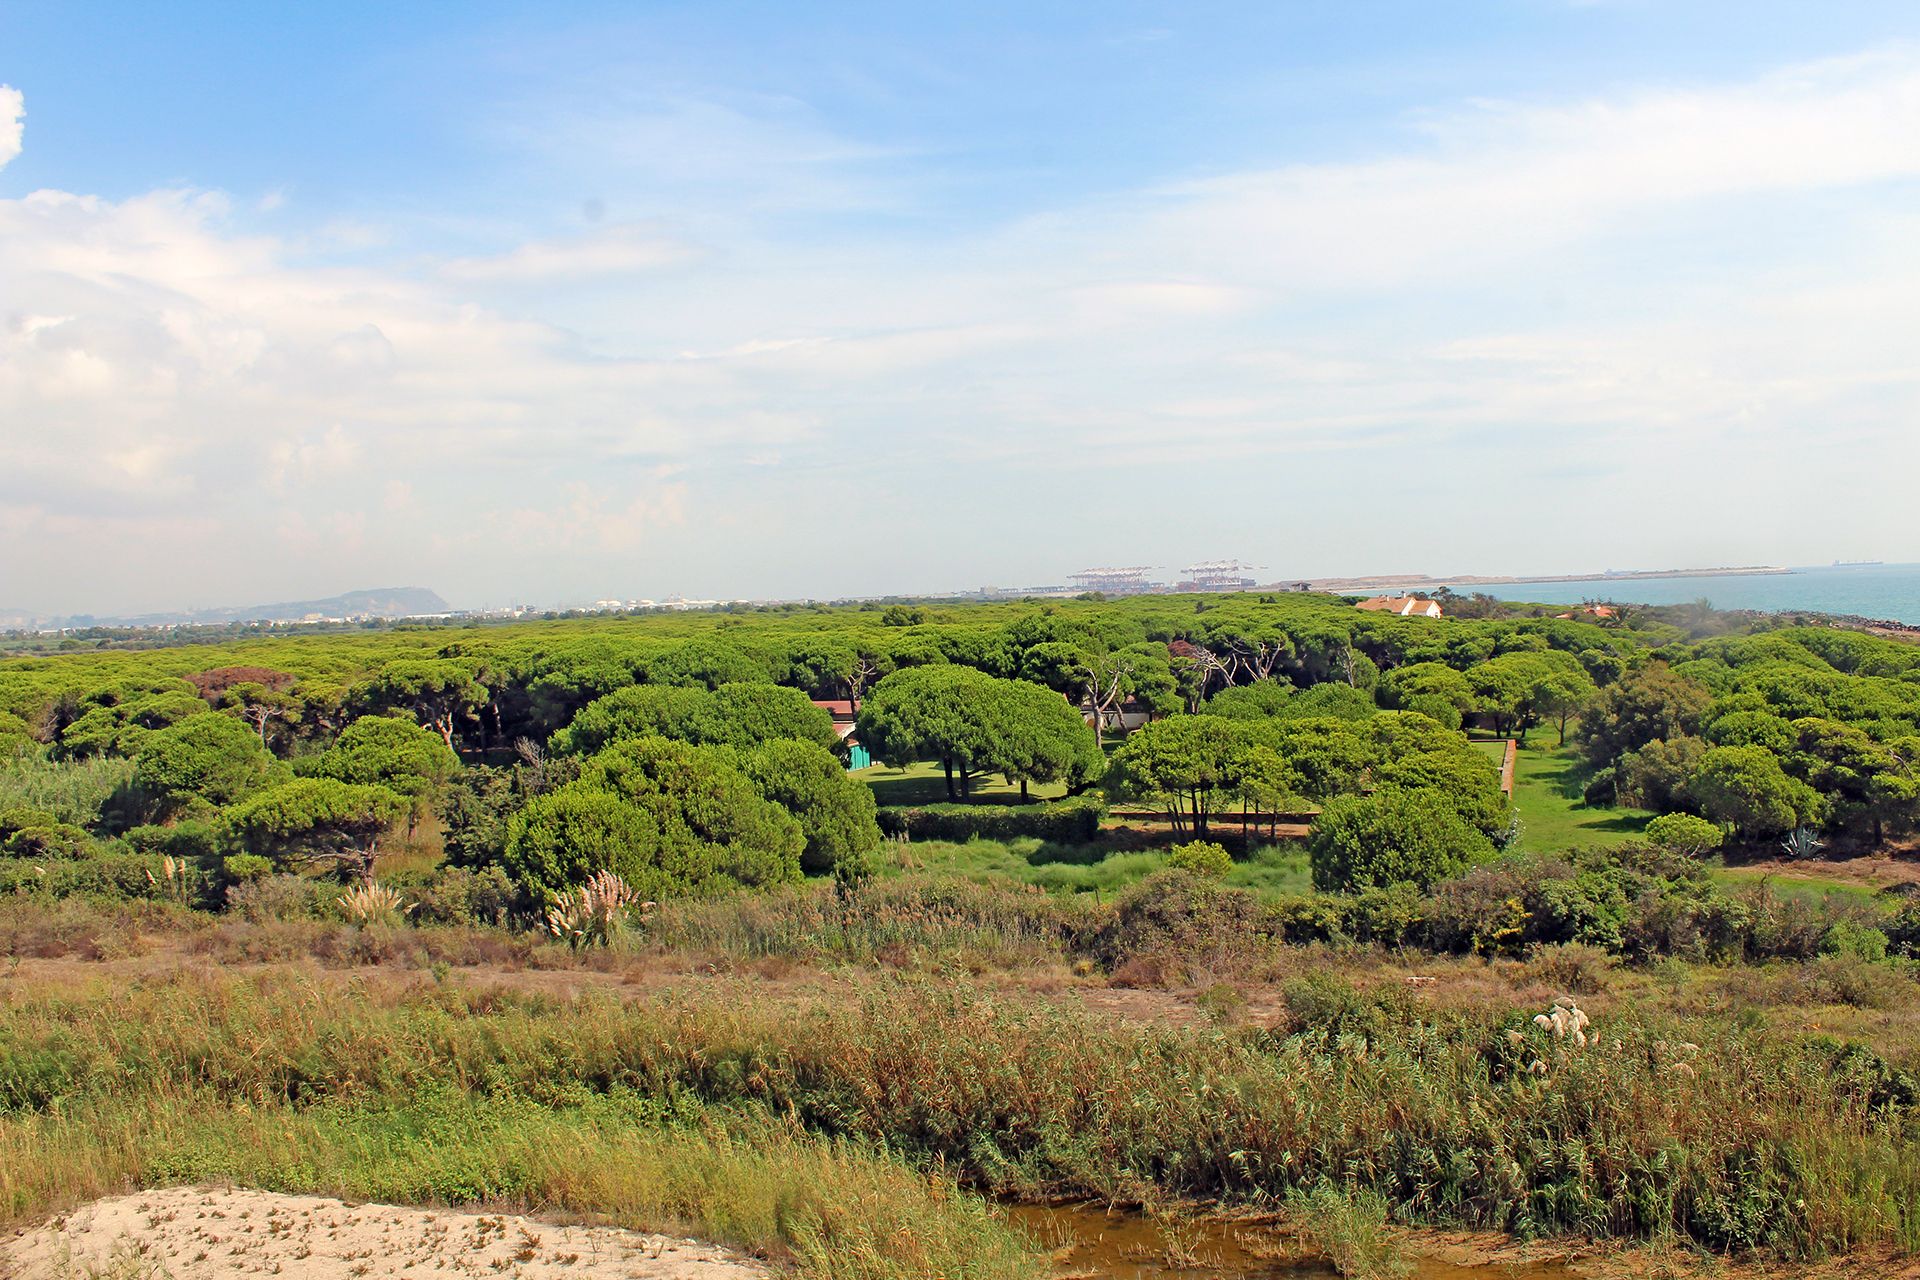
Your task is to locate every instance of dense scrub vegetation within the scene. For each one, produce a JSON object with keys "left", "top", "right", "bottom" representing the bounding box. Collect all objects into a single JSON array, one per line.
[{"left": 6, "top": 591, "right": 1917, "bottom": 907}]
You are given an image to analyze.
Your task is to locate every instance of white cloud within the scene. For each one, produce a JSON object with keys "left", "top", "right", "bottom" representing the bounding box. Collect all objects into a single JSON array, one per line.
[
  {"left": 442, "top": 222, "right": 699, "bottom": 283},
  {"left": 0, "top": 86, "right": 21, "bottom": 171},
  {"left": 1056, "top": 47, "right": 1920, "bottom": 293},
  {"left": 6, "top": 49, "right": 1920, "bottom": 610}
]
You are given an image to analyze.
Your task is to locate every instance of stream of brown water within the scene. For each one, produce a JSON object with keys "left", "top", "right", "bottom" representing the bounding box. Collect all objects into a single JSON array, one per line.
[{"left": 1004, "top": 1203, "right": 1584, "bottom": 1280}]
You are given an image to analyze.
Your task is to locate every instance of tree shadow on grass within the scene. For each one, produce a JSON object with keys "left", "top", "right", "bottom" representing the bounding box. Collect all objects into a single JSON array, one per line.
[
  {"left": 1532, "top": 754, "right": 1601, "bottom": 803},
  {"left": 1576, "top": 813, "right": 1652, "bottom": 835},
  {"left": 1025, "top": 829, "right": 1163, "bottom": 866},
  {"left": 863, "top": 772, "right": 1028, "bottom": 808}
]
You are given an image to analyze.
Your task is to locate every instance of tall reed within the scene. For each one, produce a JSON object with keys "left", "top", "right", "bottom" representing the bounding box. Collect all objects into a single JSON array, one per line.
[{"left": 2, "top": 970, "right": 1916, "bottom": 1256}]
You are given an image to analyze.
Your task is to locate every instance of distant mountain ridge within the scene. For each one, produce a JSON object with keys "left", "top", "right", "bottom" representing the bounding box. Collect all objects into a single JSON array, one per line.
[{"left": 8, "top": 587, "right": 453, "bottom": 631}]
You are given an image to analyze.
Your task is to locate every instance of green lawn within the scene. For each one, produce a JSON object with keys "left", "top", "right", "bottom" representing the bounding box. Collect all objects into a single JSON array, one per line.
[
  {"left": 1509, "top": 740, "right": 1651, "bottom": 852},
  {"left": 1709, "top": 866, "right": 1883, "bottom": 907},
  {"left": 898, "top": 836, "right": 1315, "bottom": 900},
  {"left": 856, "top": 760, "right": 1070, "bottom": 807},
  {"left": 1469, "top": 738, "right": 1509, "bottom": 765}
]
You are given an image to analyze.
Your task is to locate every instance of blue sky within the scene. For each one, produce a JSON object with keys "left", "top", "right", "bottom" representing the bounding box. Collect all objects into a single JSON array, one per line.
[{"left": 3, "top": 2, "right": 1919, "bottom": 612}]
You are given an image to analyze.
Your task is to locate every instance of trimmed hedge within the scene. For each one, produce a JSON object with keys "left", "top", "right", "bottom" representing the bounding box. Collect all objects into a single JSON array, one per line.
[{"left": 877, "top": 796, "right": 1105, "bottom": 843}]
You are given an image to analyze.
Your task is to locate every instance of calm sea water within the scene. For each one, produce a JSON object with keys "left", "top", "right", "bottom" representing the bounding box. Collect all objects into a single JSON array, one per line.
[{"left": 1452, "top": 564, "right": 1920, "bottom": 625}]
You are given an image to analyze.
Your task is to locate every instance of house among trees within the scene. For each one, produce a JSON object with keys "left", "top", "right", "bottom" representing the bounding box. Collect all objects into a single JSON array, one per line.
[
  {"left": 811, "top": 699, "right": 873, "bottom": 768},
  {"left": 1355, "top": 595, "right": 1444, "bottom": 618}
]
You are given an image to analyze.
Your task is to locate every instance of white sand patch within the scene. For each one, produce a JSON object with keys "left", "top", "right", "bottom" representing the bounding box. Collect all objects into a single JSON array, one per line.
[{"left": 1, "top": 1186, "right": 776, "bottom": 1280}]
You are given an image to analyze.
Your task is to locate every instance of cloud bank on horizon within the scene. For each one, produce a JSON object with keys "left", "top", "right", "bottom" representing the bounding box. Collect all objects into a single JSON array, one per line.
[{"left": 2, "top": 5, "right": 1919, "bottom": 615}]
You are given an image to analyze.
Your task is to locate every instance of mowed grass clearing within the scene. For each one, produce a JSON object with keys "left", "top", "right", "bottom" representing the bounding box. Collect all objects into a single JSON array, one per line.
[
  {"left": 1509, "top": 740, "right": 1650, "bottom": 852},
  {"left": 900, "top": 837, "right": 1316, "bottom": 900}
]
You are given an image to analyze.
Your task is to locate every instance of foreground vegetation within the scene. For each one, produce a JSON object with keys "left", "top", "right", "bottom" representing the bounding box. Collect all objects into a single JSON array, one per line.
[{"left": 5, "top": 920, "right": 1920, "bottom": 1268}]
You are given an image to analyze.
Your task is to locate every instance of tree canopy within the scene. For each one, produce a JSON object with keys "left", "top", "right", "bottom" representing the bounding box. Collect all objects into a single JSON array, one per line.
[
  {"left": 553, "top": 681, "right": 837, "bottom": 756},
  {"left": 855, "top": 665, "right": 1099, "bottom": 800},
  {"left": 131, "top": 712, "right": 276, "bottom": 818},
  {"left": 222, "top": 777, "right": 407, "bottom": 882},
  {"left": 503, "top": 736, "right": 805, "bottom": 901}
]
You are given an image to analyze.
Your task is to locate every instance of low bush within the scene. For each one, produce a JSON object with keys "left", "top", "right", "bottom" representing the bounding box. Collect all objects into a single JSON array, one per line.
[
  {"left": 876, "top": 796, "right": 1105, "bottom": 844},
  {"left": 2, "top": 820, "right": 96, "bottom": 859},
  {"left": 1645, "top": 812, "right": 1725, "bottom": 857},
  {"left": 0, "top": 853, "right": 201, "bottom": 903},
  {"left": 1166, "top": 839, "right": 1233, "bottom": 878},
  {"left": 1089, "top": 869, "right": 1280, "bottom": 980},
  {"left": 1821, "top": 920, "right": 1891, "bottom": 963},
  {"left": 407, "top": 864, "right": 519, "bottom": 927},
  {"left": 224, "top": 873, "right": 328, "bottom": 922},
  {"left": 1307, "top": 789, "right": 1493, "bottom": 893}
]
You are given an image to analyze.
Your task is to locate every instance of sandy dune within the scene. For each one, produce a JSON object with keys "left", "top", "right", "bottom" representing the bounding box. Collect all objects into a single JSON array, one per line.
[{"left": 1, "top": 1187, "right": 774, "bottom": 1280}]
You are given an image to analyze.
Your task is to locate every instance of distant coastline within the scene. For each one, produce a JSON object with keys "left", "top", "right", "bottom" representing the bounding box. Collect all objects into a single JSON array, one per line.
[{"left": 1305, "top": 565, "right": 1789, "bottom": 593}]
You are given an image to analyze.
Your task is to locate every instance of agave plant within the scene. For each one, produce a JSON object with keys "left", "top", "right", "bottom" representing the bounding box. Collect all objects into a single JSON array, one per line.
[
  {"left": 545, "top": 869, "right": 650, "bottom": 950},
  {"left": 1780, "top": 826, "right": 1826, "bottom": 861},
  {"left": 338, "top": 880, "right": 415, "bottom": 926}
]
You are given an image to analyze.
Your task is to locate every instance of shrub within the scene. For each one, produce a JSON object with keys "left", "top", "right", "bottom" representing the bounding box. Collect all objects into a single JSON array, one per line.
[
  {"left": 122, "top": 820, "right": 220, "bottom": 861},
  {"left": 1520, "top": 942, "right": 1616, "bottom": 994},
  {"left": 225, "top": 873, "right": 327, "bottom": 921},
  {"left": 740, "top": 738, "right": 882, "bottom": 876},
  {"left": 876, "top": 796, "right": 1105, "bottom": 844},
  {"left": 503, "top": 737, "right": 804, "bottom": 902},
  {"left": 1167, "top": 840, "right": 1232, "bottom": 878},
  {"left": 1645, "top": 812, "right": 1725, "bottom": 857},
  {"left": 221, "top": 853, "right": 275, "bottom": 882},
  {"left": 0, "top": 806, "right": 58, "bottom": 837},
  {"left": 1884, "top": 904, "right": 1920, "bottom": 956},
  {"left": 1344, "top": 882, "right": 1426, "bottom": 945},
  {"left": 1280, "top": 970, "right": 1411, "bottom": 1037},
  {"left": 1264, "top": 893, "right": 1354, "bottom": 945},
  {"left": 1307, "top": 788, "right": 1494, "bottom": 893},
  {"left": 1423, "top": 845, "right": 1749, "bottom": 961},
  {"left": 1090, "top": 870, "right": 1278, "bottom": 979},
  {"left": 1820, "top": 921, "right": 1890, "bottom": 963},
  {"left": 3, "top": 820, "right": 96, "bottom": 859},
  {"left": 409, "top": 865, "right": 519, "bottom": 927},
  {"left": 0, "top": 853, "right": 191, "bottom": 902}
]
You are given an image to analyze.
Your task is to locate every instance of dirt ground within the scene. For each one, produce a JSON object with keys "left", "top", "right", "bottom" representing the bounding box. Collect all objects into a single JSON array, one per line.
[
  {"left": 0, "top": 1187, "right": 772, "bottom": 1280},
  {"left": 1719, "top": 848, "right": 1920, "bottom": 891}
]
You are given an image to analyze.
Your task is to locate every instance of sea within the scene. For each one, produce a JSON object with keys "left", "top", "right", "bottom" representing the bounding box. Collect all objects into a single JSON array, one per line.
[{"left": 1451, "top": 564, "right": 1920, "bottom": 626}]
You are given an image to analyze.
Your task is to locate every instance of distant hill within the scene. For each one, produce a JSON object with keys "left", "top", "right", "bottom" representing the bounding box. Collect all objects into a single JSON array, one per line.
[{"left": 13, "top": 588, "right": 454, "bottom": 631}]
